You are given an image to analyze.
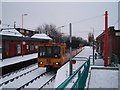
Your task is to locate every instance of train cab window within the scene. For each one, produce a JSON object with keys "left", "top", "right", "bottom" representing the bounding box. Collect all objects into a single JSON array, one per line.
[
  {"left": 46, "top": 47, "right": 52, "bottom": 57},
  {"left": 38, "top": 46, "right": 60, "bottom": 58},
  {"left": 53, "top": 46, "right": 60, "bottom": 58}
]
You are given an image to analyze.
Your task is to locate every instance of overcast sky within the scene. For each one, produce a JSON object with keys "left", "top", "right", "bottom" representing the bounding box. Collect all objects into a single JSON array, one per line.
[{"left": 1, "top": 1, "right": 119, "bottom": 40}]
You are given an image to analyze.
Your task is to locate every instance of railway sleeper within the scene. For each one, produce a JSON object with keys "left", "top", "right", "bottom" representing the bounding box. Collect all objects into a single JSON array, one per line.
[
  {"left": 17, "top": 71, "right": 50, "bottom": 89},
  {"left": 10, "top": 78, "right": 14, "bottom": 82},
  {"left": 4, "top": 81, "right": 9, "bottom": 85},
  {"left": 0, "top": 83, "right": 3, "bottom": 87}
]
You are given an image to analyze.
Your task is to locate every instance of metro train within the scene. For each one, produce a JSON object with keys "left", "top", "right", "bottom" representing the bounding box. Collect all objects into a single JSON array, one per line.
[{"left": 37, "top": 43, "right": 67, "bottom": 70}]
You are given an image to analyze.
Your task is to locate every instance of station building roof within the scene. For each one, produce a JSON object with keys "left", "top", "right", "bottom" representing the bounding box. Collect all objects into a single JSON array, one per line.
[
  {"left": 0, "top": 28, "right": 24, "bottom": 37},
  {"left": 31, "top": 33, "right": 52, "bottom": 40},
  {"left": 0, "top": 28, "right": 52, "bottom": 40}
]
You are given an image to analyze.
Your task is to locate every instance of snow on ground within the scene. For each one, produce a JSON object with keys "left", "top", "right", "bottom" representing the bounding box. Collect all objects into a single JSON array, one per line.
[
  {"left": 94, "top": 59, "right": 104, "bottom": 66},
  {"left": 25, "top": 73, "right": 54, "bottom": 88},
  {"left": 2, "top": 68, "right": 46, "bottom": 88},
  {"left": 75, "top": 46, "right": 93, "bottom": 58},
  {"left": 54, "top": 46, "right": 119, "bottom": 89},
  {"left": 0, "top": 53, "right": 37, "bottom": 67},
  {"left": 54, "top": 46, "right": 93, "bottom": 88},
  {"left": 0, "top": 64, "right": 38, "bottom": 84},
  {"left": 88, "top": 68, "right": 118, "bottom": 88},
  {"left": 44, "top": 80, "right": 55, "bottom": 88}
]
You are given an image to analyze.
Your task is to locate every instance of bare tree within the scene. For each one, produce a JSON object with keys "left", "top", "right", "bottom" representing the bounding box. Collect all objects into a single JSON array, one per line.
[{"left": 36, "top": 24, "right": 64, "bottom": 43}]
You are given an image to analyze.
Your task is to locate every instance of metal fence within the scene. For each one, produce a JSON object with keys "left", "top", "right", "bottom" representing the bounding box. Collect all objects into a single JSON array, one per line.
[
  {"left": 110, "top": 53, "right": 119, "bottom": 67},
  {"left": 55, "top": 56, "right": 91, "bottom": 90}
]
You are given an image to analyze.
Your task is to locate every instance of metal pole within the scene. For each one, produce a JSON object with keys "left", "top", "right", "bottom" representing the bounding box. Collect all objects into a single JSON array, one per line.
[
  {"left": 22, "top": 14, "right": 23, "bottom": 29},
  {"left": 69, "top": 23, "right": 72, "bottom": 76},
  {"left": 104, "top": 11, "right": 108, "bottom": 66},
  {"left": 21, "top": 14, "right": 27, "bottom": 56},
  {"left": 14, "top": 21, "right": 16, "bottom": 28},
  {"left": 93, "top": 39, "right": 95, "bottom": 65},
  {"left": 22, "top": 14, "right": 28, "bottom": 29},
  {"left": 93, "top": 28, "right": 95, "bottom": 65}
]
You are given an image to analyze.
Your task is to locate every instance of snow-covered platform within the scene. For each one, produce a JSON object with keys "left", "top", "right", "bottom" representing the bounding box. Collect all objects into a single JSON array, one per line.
[
  {"left": 88, "top": 56, "right": 119, "bottom": 89},
  {"left": 0, "top": 53, "right": 37, "bottom": 68},
  {"left": 54, "top": 46, "right": 93, "bottom": 88},
  {"left": 88, "top": 67, "right": 119, "bottom": 89},
  {"left": 54, "top": 46, "right": 119, "bottom": 89}
]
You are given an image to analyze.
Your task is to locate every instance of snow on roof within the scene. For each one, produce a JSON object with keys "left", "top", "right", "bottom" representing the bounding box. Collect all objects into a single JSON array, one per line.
[
  {"left": 0, "top": 28, "right": 24, "bottom": 37},
  {"left": 31, "top": 33, "right": 52, "bottom": 40}
]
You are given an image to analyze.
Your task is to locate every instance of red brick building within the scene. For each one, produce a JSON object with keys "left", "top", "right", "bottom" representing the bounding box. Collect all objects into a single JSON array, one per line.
[
  {"left": 0, "top": 28, "right": 52, "bottom": 59},
  {"left": 96, "top": 26, "right": 120, "bottom": 64}
]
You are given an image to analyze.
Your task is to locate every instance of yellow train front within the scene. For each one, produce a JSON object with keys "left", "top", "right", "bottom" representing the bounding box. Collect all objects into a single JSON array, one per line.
[{"left": 37, "top": 43, "right": 66, "bottom": 70}]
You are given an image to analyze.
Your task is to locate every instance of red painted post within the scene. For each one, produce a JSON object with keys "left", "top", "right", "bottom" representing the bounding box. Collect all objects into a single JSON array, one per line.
[{"left": 104, "top": 11, "right": 108, "bottom": 66}]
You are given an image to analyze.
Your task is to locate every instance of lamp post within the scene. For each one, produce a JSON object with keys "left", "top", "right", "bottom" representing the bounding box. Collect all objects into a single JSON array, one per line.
[
  {"left": 56, "top": 26, "right": 65, "bottom": 43},
  {"left": 69, "top": 23, "right": 72, "bottom": 76},
  {"left": 92, "top": 28, "right": 95, "bottom": 65},
  {"left": 22, "top": 14, "right": 28, "bottom": 29},
  {"left": 21, "top": 14, "right": 27, "bottom": 56}
]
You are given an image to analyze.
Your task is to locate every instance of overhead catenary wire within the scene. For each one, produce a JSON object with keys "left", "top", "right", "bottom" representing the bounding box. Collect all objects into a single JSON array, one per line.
[
  {"left": 54, "top": 14, "right": 105, "bottom": 29},
  {"left": 2, "top": 14, "right": 105, "bottom": 31},
  {"left": 113, "top": 17, "right": 120, "bottom": 26},
  {"left": 72, "top": 14, "right": 104, "bottom": 25}
]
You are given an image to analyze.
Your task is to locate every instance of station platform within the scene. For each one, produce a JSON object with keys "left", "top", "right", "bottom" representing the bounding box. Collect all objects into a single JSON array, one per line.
[
  {"left": 0, "top": 53, "right": 37, "bottom": 68},
  {"left": 0, "top": 53, "right": 38, "bottom": 75},
  {"left": 54, "top": 46, "right": 93, "bottom": 88},
  {"left": 54, "top": 46, "right": 119, "bottom": 89},
  {"left": 88, "top": 58, "right": 119, "bottom": 89}
]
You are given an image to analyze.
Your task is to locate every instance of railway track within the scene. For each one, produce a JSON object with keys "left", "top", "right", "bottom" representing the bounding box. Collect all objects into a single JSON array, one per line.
[
  {"left": 19, "top": 71, "right": 56, "bottom": 90},
  {"left": 2, "top": 70, "right": 55, "bottom": 89},
  {"left": 0, "top": 63, "right": 37, "bottom": 79},
  {"left": 1, "top": 63, "right": 57, "bottom": 89},
  {"left": 2, "top": 67, "right": 46, "bottom": 89},
  {"left": 0, "top": 64, "right": 39, "bottom": 87}
]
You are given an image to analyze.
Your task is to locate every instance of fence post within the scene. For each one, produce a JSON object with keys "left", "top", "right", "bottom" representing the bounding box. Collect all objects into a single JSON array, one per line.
[{"left": 77, "top": 70, "right": 81, "bottom": 88}]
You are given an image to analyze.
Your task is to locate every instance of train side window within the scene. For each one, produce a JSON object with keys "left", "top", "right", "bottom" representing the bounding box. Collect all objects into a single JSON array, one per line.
[{"left": 39, "top": 47, "right": 45, "bottom": 57}]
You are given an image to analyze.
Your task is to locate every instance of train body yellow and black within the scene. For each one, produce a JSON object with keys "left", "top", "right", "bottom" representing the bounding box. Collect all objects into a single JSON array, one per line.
[{"left": 37, "top": 43, "right": 66, "bottom": 69}]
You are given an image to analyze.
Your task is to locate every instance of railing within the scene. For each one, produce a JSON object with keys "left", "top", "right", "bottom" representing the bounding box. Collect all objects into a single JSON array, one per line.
[
  {"left": 110, "top": 53, "right": 119, "bottom": 67},
  {"left": 55, "top": 56, "right": 91, "bottom": 90}
]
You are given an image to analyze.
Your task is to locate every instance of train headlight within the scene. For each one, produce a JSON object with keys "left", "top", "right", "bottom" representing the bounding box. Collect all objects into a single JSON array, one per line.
[
  {"left": 56, "top": 62, "right": 59, "bottom": 65},
  {"left": 40, "top": 62, "right": 43, "bottom": 64}
]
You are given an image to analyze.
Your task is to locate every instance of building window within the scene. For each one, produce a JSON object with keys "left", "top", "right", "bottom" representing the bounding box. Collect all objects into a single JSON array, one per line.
[
  {"left": 20, "top": 30, "right": 24, "bottom": 33},
  {"left": 35, "top": 45, "right": 38, "bottom": 49},
  {"left": 26, "top": 31, "right": 29, "bottom": 34},
  {"left": 30, "top": 45, "right": 34, "bottom": 51},
  {"left": 26, "top": 45, "right": 29, "bottom": 50},
  {"left": 115, "top": 32, "right": 120, "bottom": 36},
  {"left": 17, "top": 44, "right": 21, "bottom": 54}
]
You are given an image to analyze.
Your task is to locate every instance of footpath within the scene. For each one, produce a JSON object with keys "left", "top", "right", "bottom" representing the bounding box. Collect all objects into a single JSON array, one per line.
[{"left": 88, "top": 57, "right": 119, "bottom": 89}]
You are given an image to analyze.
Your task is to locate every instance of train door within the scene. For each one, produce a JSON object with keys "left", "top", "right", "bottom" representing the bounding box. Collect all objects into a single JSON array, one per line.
[
  {"left": 22, "top": 41, "right": 26, "bottom": 56},
  {"left": 9, "top": 42, "right": 17, "bottom": 57}
]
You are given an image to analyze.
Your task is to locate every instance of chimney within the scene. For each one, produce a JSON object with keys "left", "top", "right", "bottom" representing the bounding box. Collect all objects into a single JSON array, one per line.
[{"left": 109, "top": 26, "right": 114, "bottom": 31}]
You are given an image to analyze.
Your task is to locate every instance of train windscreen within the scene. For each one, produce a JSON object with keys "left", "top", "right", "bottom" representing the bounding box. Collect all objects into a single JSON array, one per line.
[{"left": 38, "top": 46, "right": 60, "bottom": 58}]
